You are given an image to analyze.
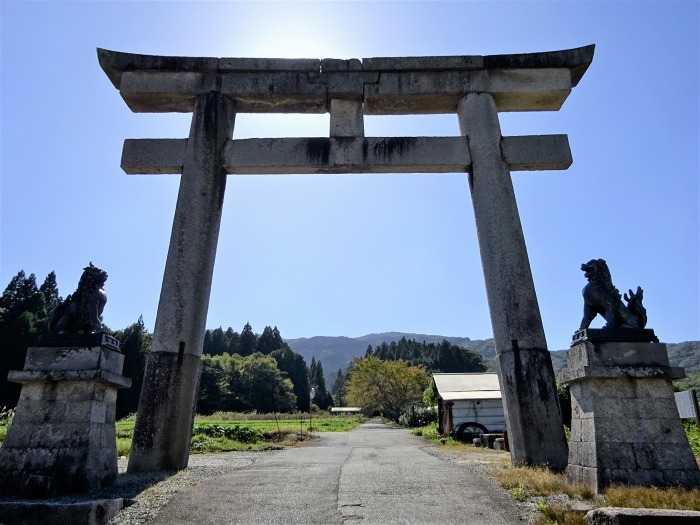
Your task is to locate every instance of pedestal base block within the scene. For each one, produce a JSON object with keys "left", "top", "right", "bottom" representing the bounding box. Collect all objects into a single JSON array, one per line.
[
  {"left": 564, "top": 340, "right": 699, "bottom": 493},
  {"left": 0, "top": 344, "right": 130, "bottom": 498}
]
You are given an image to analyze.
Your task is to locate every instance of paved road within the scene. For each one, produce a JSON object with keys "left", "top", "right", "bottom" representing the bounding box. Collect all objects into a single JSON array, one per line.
[{"left": 151, "top": 420, "right": 524, "bottom": 525}]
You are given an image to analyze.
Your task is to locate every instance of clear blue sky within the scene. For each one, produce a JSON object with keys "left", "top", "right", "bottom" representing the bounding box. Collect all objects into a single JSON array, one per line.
[{"left": 1, "top": 1, "right": 698, "bottom": 351}]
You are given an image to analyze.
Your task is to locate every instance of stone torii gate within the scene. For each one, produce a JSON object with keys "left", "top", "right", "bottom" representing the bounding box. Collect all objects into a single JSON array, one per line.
[{"left": 98, "top": 45, "right": 594, "bottom": 473}]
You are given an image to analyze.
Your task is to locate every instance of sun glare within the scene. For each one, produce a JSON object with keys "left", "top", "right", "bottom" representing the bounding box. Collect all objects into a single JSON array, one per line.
[{"left": 252, "top": 33, "right": 340, "bottom": 60}]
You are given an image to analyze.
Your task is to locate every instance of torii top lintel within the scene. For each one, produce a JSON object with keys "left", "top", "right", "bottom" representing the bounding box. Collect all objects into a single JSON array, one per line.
[{"left": 97, "top": 45, "right": 594, "bottom": 115}]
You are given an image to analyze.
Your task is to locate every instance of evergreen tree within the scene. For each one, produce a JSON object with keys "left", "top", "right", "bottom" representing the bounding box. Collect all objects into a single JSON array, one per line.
[
  {"left": 364, "top": 337, "right": 486, "bottom": 374},
  {"left": 39, "top": 271, "right": 62, "bottom": 315},
  {"left": 270, "top": 346, "right": 311, "bottom": 412},
  {"left": 112, "top": 316, "right": 151, "bottom": 419},
  {"left": 331, "top": 368, "right": 347, "bottom": 406},
  {"left": 256, "top": 325, "right": 284, "bottom": 355},
  {"left": 0, "top": 270, "right": 49, "bottom": 408},
  {"left": 224, "top": 327, "right": 240, "bottom": 355},
  {"left": 238, "top": 322, "right": 257, "bottom": 356},
  {"left": 0, "top": 271, "right": 44, "bottom": 324},
  {"left": 309, "top": 357, "right": 333, "bottom": 410}
]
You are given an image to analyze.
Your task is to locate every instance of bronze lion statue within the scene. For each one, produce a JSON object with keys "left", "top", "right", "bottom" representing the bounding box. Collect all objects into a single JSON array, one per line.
[
  {"left": 49, "top": 263, "right": 108, "bottom": 335},
  {"left": 579, "top": 259, "right": 647, "bottom": 330}
]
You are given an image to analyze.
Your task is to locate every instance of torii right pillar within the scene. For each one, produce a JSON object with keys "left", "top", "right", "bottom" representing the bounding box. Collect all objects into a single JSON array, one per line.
[{"left": 459, "top": 93, "right": 569, "bottom": 470}]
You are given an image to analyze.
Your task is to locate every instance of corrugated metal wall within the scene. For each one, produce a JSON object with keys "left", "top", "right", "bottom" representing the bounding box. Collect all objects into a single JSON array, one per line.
[{"left": 451, "top": 399, "right": 505, "bottom": 431}]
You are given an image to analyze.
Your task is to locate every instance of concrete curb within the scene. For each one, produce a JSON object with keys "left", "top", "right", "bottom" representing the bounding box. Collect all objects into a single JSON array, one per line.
[
  {"left": 586, "top": 506, "right": 700, "bottom": 524},
  {"left": 0, "top": 498, "right": 124, "bottom": 525}
]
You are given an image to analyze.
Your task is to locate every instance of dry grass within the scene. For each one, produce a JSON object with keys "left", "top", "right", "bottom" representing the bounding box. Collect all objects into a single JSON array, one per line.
[
  {"left": 604, "top": 485, "right": 700, "bottom": 511},
  {"left": 491, "top": 459, "right": 700, "bottom": 524},
  {"left": 533, "top": 504, "right": 588, "bottom": 525},
  {"left": 493, "top": 465, "right": 594, "bottom": 499},
  {"left": 492, "top": 464, "right": 700, "bottom": 525}
]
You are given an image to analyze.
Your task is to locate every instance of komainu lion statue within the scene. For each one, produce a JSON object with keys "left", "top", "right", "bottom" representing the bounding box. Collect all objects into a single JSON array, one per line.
[
  {"left": 49, "top": 263, "right": 108, "bottom": 335},
  {"left": 579, "top": 259, "right": 647, "bottom": 330}
]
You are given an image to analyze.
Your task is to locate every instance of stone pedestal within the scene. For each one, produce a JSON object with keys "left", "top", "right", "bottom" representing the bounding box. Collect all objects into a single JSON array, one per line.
[
  {"left": 0, "top": 335, "right": 131, "bottom": 498},
  {"left": 563, "top": 333, "right": 700, "bottom": 493}
]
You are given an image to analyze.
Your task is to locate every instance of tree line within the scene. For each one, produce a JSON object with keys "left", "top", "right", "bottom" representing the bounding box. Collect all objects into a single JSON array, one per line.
[
  {"left": 0, "top": 269, "right": 487, "bottom": 423},
  {"left": 364, "top": 337, "right": 487, "bottom": 374},
  {"left": 0, "top": 270, "right": 334, "bottom": 419}
]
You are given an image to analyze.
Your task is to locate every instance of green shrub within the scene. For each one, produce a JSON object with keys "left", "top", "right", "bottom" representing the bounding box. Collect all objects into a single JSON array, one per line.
[
  {"left": 511, "top": 484, "right": 527, "bottom": 502},
  {"left": 684, "top": 420, "right": 700, "bottom": 455},
  {"left": 411, "top": 422, "right": 439, "bottom": 440},
  {"left": 192, "top": 424, "right": 260, "bottom": 444},
  {"left": 398, "top": 406, "right": 437, "bottom": 428}
]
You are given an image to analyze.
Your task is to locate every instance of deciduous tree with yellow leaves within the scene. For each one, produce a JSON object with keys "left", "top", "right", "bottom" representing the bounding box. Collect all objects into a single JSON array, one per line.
[{"left": 345, "top": 356, "right": 429, "bottom": 421}]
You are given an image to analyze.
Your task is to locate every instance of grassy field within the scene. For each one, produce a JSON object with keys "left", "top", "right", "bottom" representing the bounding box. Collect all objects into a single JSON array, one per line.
[
  {"left": 0, "top": 410, "right": 363, "bottom": 456},
  {"left": 412, "top": 422, "right": 700, "bottom": 525},
  {"left": 115, "top": 412, "right": 364, "bottom": 456}
]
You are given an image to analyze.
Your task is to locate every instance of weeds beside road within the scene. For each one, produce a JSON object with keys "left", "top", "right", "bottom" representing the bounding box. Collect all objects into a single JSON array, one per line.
[{"left": 412, "top": 422, "right": 700, "bottom": 525}]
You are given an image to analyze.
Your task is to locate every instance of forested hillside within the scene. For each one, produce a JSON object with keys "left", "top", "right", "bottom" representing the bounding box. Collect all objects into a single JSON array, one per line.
[
  {"left": 549, "top": 341, "right": 700, "bottom": 379},
  {"left": 289, "top": 333, "right": 699, "bottom": 383},
  {"left": 287, "top": 333, "right": 495, "bottom": 379}
]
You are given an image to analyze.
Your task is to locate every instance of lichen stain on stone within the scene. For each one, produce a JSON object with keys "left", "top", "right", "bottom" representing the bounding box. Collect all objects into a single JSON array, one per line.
[
  {"left": 537, "top": 377, "right": 550, "bottom": 403},
  {"left": 370, "top": 137, "right": 418, "bottom": 160},
  {"left": 306, "top": 138, "right": 330, "bottom": 165}
]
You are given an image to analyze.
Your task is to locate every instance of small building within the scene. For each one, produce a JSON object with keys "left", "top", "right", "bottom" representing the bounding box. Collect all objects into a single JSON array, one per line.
[
  {"left": 433, "top": 373, "right": 505, "bottom": 436},
  {"left": 330, "top": 407, "right": 362, "bottom": 415}
]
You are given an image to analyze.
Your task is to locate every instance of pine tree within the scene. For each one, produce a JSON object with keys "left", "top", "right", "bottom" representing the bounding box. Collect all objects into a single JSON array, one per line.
[
  {"left": 309, "top": 357, "right": 333, "bottom": 410},
  {"left": 271, "top": 346, "right": 311, "bottom": 412},
  {"left": 256, "top": 325, "right": 285, "bottom": 355},
  {"left": 331, "top": 369, "right": 347, "bottom": 406},
  {"left": 112, "top": 316, "right": 151, "bottom": 418},
  {"left": 238, "top": 322, "right": 257, "bottom": 356},
  {"left": 39, "top": 271, "right": 62, "bottom": 314},
  {"left": 0, "top": 270, "right": 45, "bottom": 407}
]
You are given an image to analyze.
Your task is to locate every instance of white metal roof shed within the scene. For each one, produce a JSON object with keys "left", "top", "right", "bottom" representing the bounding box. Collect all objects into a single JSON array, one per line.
[{"left": 433, "top": 373, "right": 502, "bottom": 401}]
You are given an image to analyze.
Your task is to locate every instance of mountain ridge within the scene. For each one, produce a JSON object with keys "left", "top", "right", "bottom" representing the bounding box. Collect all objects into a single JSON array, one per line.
[{"left": 285, "top": 332, "right": 700, "bottom": 381}]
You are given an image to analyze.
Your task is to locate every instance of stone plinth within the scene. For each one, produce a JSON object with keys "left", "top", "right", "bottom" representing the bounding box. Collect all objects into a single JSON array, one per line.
[
  {"left": 563, "top": 336, "right": 700, "bottom": 493},
  {"left": 0, "top": 341, "right": 131, "bottom": 498}
]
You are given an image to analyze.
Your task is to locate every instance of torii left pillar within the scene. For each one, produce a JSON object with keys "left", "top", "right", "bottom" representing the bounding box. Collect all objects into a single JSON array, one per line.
[{"left": 128, "top": 92, "right": 236, "bottom": 471}]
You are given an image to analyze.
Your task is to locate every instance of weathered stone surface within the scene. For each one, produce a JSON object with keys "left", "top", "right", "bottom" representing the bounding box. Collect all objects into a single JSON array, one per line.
[
  {"left": 586, "top": 507, "right": 700, "bottom": 525},
  {"left": 122, "top": 134, "right": 572, "bottom": 175},
  {"left": 98, "top": 45, "right": 594, "bottom": 114},
  {"left": 330, "top": 99, "right": 364, "bottom": 137},
  {"left": 219, "top": 72, "right": 327, "bottom": 113},
  {"left": 24, "top": 345, "right": 124, "bottom": 373},
  {"left": 568, "top": 341, "right": 670, "bottom": 370},
  {"left": 0, "top": 345, "right": 129, "bottom": 497},
  {"left": 224, "top": 136, "right": 470, "bottom": 174},
  {"left": 121, "top": 138, "right": 187, "bottom": 174},
  {"left": 0, "top": 498, "right": 124, "bottom": 525},
  {"left": 458, "top": 92, "right": 567, "bottom": 470},
  {"left": 562, "top": 365, "right": 686, "bottom": 383},
  {"left": 502, "top": 134, "right": 571, "bottom": 171},
  {"left": 8, "top": 369, "right": 132, "bottom": 388},
  {"left": 127, "top": 91, "right": 236, "bottom": 472},
  {"left": 566, "top": 341, "right": 700, "bottom": 493},
  {"left": 310, "top": 71, "right": 378, "bottom": 100},
  {"left": 147, "top": 92, "right": 235, "bottom": 358},
  {"left": 321, "top": 58, "right": 363, "bottom": 71},
  {"left": 119, "top": 71, "right": 218, "bottom": 113},
  {"left": 219, "top": 57, "right": 320, "bottom": 71},
  {"left": 128, "top": 352, "right": 202, "bottom": 471},
  {"left": 364, "top": 68, "right": 573, "bottom": 114},
  {"left": 362, "top": 45, "right": 594, "bottom": 84}
]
